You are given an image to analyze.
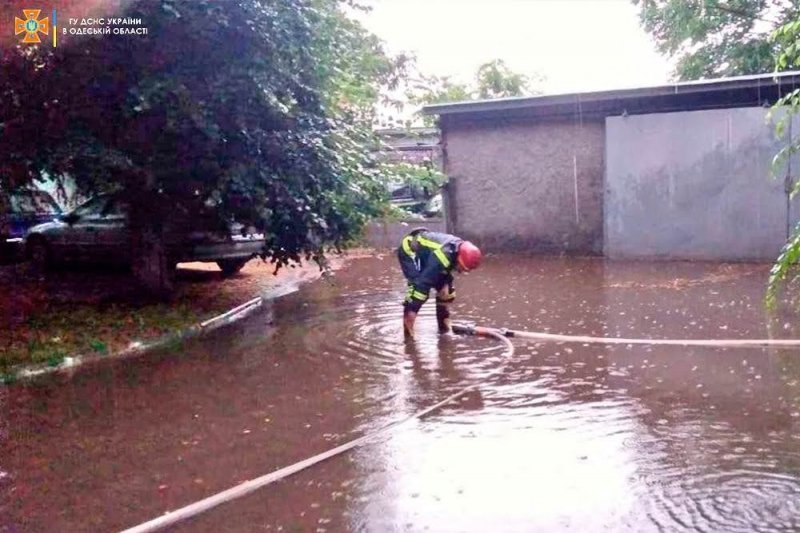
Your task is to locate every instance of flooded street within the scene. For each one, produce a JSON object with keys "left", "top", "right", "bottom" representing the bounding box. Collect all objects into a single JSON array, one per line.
[{"left": 3, "top": 254, "right": 800, "bottom": 532}]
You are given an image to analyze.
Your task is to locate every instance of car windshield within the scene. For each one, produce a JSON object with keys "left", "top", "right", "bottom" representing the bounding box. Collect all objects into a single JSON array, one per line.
[
  {"left": 10, "top": 191, "right": 62, "bottom": 215},
  {"left": 71, "top": 196, "right": 109, "bottom": 217}
]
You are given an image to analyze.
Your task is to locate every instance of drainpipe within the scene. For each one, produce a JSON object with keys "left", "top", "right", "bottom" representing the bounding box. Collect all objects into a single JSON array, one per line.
[
  {"left": 440, "top": 118, "right": 456, "bottom": 234},
  {"left": 786, "top": 116, "right": 794, "bottom": 240}
]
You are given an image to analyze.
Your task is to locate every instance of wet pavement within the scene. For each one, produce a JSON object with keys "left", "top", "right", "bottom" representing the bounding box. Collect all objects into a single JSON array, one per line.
[{"left": 2, "top": 254, "right": 800, "bottom": 532}]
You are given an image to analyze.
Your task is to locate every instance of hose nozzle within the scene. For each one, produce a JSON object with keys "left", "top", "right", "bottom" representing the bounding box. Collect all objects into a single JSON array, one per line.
[
  {"left": 452, "top": 323, "right": 515, "bottom": 338},
  {"left": 452, "top": 323, "right": 476, "bottom": 336}
]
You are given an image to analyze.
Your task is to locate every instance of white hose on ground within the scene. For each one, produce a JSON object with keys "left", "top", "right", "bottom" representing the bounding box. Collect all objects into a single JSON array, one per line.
[
  {"left": 199, "top": 297, "right": 262, "bottom": 328},
  {"left": 122, "top": 320, "right": 800, "bottom": 532},
  {"left": 120, "top": 328, "right": 514, "bottom": 533},
  {"left": 498, "top": 328, "right": 800, "bottom": 348}
]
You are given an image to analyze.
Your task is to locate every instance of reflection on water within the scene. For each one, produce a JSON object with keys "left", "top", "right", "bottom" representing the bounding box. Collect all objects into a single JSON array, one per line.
[{"left": 2, "top": 255, "right": 800, "bottom": 532}]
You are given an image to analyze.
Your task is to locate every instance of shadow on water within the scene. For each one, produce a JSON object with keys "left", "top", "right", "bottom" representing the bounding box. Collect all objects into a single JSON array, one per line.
[{"left": 2, "top": 254, "right": 800, "bottom": 531}]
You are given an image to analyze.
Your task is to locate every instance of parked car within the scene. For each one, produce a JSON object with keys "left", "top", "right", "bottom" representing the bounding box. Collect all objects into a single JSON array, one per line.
[
  {"left": 421, "top": 192, "right": 443, "bottom": 218},
  {"left": 1, "top": 189, "right": 63, "bottom": 263},
  {"left": 24, "top": 194, "right": 265, "bottom": 276},
  {"left": 385, "top": 176, "right": 436, "bottom": 215},
  {"left": 389, "top": 184, "right": 443, "bottom": 218}
]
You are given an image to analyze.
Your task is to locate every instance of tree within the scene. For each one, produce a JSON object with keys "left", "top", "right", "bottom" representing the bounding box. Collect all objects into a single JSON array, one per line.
[
  {"left": 633, "top": 0, "right": 800, "bottom": 80},
  {"left": 475, "top": 59, "right": 533, "bottom": 99},
  {"left": 406, "top": 75, "right": 472, "bottom": 126},
  {"left": 406, "top": 59, "right": 541, "bottom": 125},
  {"left": 0, "top": 0, "right": 403, "bottom": 295},
  {"left": 766, "top": 16, "right": 800, "bottom": 307},
  {"left": 407, "top": 75, "right": 472, "bottom": 108}
]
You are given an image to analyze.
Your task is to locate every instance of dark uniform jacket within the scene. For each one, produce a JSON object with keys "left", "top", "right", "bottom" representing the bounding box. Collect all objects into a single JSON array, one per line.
[{"left": 397, "top": 228, "right": 462, "bottom": 312}]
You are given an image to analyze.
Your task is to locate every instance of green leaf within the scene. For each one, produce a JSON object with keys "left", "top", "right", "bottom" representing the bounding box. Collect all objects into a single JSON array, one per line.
[{"left": 0, "top": 0, "right": 404, "bottom": 276}]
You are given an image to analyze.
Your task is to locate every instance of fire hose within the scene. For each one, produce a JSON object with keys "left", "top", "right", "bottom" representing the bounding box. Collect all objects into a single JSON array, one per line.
[{"left": 122, "top": 322, "right": 800, "bottom": 532}]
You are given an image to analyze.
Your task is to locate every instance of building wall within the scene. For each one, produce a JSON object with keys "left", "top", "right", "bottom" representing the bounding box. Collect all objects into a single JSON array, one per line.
[
  {"left": 443, "top": 119, "right": 604, "bottom": 254},
  {"left": 605, "top": 107, "right": 794, "bottom": 261},
  {"left": 788, "top": 113, "right": 800, "bottom": 229},
  {"left": 377, "top": 128, "right": 441, "bottom": 167}
]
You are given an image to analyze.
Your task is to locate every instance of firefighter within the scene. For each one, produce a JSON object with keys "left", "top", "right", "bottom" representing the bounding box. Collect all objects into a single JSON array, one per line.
[{"left": 397, "top": 227, "right": 482, "bottom": 338}]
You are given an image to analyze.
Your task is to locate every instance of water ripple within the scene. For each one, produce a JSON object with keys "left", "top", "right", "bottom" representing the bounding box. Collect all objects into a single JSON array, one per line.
[
  {"left": 271, "top": 260, "right": 800, "bottom": 532},
  {"left": 644, "top": 469, "right": 800, "bottom": 532}
]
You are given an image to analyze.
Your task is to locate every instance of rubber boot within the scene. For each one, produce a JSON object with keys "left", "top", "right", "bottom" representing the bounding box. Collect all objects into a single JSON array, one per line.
[
  {"left": 436, "top": 302, "right": 451, "bottom": 334},
  {"left": 403, "top": 309, "right": 417, "bottom": 339}
]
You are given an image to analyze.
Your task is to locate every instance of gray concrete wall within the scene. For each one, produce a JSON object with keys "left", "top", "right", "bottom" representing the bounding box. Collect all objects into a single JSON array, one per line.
[
  {"left": 362, "top": 218, "right": 446, "bottom": 250},
  {"left": 605, "top": 107, "right": 791, "bottom": 261},
  {"left": 443, "top": 119, "right": 604, "bottom": 254},
  {"left": 788, "top": 114, "right": 800, "bottom": 231}
]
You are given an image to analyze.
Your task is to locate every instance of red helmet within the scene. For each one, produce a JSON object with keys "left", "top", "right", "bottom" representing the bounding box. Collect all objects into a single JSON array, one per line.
[{"left": 457, "top": 241, "right": 482, "bottom": 271}]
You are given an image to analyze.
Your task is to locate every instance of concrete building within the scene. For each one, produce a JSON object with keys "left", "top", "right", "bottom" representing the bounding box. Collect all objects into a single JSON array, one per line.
[
  {"left": 423, "top": 71, "right": 800, "bottom": 261},
  {"left": 376, "top": 127, "right": 440, "bottom": 166}
]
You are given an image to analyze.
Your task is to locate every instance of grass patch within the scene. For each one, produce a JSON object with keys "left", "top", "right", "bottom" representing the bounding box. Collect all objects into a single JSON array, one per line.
[
  {"left": 89, "top": 339, "right": 108, "bottom": 355},
  {"left": 0, "top": 258, "right": 334, "bottom": 372},
  {"left": 2, "top": 301, "right": 204, "bottom": 371},
  {"left": 46, "top": 351, "right": 66, "bottom": 367}
]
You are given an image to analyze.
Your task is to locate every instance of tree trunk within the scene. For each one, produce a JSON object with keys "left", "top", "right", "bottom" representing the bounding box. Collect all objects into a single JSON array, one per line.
[{"left": 131, "top": 225, "right": 174, "bottom": 299}]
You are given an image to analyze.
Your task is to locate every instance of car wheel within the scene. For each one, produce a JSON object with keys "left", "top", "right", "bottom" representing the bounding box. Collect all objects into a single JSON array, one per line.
[
  {"left": 217, "top": 258, "right": 248, "bottom": 278},
  {"left": 0, "top": 240, "right": 13, "bottom": 265},
  {"left": 27, "top": 237, "right": 51, "bottom": 270}
]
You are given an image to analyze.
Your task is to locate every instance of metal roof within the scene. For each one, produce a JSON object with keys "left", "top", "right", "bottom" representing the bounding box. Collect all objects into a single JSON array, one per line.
[{"left": 422, "top": 71, "right": 800, "bottom": 120}]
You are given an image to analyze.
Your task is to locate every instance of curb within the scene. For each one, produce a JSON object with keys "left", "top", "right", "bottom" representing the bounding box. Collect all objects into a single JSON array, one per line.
[{"left": 2, "top": 295, "right": 267, "bottom": 385}]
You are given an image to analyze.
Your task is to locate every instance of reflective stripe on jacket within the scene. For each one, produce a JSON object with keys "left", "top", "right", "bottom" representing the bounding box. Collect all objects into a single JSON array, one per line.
[{"left": 398, "top": 229, "right": 462, "bottom": 300}]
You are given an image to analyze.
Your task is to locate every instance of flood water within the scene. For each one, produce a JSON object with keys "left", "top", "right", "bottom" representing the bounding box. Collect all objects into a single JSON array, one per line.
[{"left": 2, "top": 255, "right": 800, "bottom": 532}]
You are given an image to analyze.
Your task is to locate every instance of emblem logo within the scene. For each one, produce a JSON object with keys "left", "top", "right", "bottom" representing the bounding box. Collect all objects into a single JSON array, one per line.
[{"left": 15, "top": 9, "right": 50, "bottom": 43}]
